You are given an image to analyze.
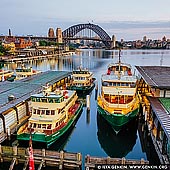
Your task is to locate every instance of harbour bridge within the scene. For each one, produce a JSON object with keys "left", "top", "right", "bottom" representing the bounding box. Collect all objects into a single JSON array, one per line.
[
  {"left": 0, "top": 23, "right": 114, "bottom": 49},
  {"left": 62, "top": 23, "right": 112, "bottom": 48}
]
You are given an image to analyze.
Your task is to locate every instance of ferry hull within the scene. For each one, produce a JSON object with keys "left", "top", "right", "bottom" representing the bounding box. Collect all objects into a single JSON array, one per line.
[
  {"left": 97, "top": 104, "right": 139, "bottom": 132},
  {"left": 67, "top": 83, "right": 95, "bottom": 95},
  {"left": 17, "top": 102, "right": 83, "bottom": 148}
]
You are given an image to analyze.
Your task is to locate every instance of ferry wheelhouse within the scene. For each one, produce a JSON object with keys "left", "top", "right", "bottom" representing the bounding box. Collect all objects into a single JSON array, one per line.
[
  {"left": 17, "top": 86, "right": 83, "bottom": 147},
  {"left": 67, "top": 67, "right": 95, "bottom": 95},
  {"left": 97, "top": 52, "right": 140, "bottom": 132}
]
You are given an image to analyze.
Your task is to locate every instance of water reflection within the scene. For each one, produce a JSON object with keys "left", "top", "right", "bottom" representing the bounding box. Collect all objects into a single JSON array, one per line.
[{"left": 97, "top": 112, "right": 138, "bottom": 158}]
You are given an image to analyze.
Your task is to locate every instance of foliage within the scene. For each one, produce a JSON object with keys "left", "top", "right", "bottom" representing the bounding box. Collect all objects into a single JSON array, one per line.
[
  {"left": 39, "top": 40, "right": 58, "bottom": 46},
  {"left": 0, "top": 44, "right": 10, "bottom": 55}
]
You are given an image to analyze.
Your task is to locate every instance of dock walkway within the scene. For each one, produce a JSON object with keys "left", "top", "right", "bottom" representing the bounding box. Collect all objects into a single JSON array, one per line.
[{"left": 0, "top": 145, "right": 82, "bottom": 170}]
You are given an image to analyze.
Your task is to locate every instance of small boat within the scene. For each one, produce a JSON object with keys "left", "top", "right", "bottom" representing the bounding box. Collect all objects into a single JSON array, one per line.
[
  {"left": 0, "top": 70, "right": 14, "bottom": 82},
  {"left": 67, "top": 66, "right": 95, "bottom": 95},
  {"left": 97, "top": 50, "right": 140, "bottom": 133},
  {"left": 17, "top": 85, "right": 83, "bottom": 147},
  {"left": 15, "top": 64, "right": 41, "bottom": 80}
]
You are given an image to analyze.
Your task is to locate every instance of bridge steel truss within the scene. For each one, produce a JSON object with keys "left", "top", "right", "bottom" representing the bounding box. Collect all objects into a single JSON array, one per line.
[{"left": 62, "top": 23, "right": 112, "bottom": 48}]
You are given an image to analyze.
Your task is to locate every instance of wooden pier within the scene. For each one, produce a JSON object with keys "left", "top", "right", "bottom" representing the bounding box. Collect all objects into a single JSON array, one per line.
[
  {"left": 85, "top": 155, "right": 149, "bottom": 170},
  {"left": 0, "top": 145, "right": 82, "bottom": 170}
]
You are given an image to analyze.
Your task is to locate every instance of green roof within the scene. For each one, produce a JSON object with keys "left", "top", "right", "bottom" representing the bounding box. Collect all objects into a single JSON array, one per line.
[{"left": 159, "top": 98, "right": 170, "bottom": 113}]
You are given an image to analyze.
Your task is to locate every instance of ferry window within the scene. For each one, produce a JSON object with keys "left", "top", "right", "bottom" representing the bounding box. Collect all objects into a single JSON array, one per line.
[
  {"left": 117, "top": 83, "right": 120, "bottom": 86},
  {"left": 33, "top": 123, "right": 36, "bottom": 128},
  {"left": 33, "top": 109, "right": 36, "bottom": 114},
  {"left": 113, "top": 82, "right": 116, "bottom": 86},
  {"left": 102, "top": 82, "right": 108, "bottom": 86},
  {"left": 54, "top": 98, "right": 60, "bottom": 103},
  {"left": 42, "top": 124, "right": 46, "bottom": 129},
  {"left": 130, "top": 83, "right": 136, "bottom": 88},
  {"left": 31, "top": 97, "right": 36, "bottom": 102},
  {"left": 37, "top": 110, "right": 40, "bottom": 115},
  {"left": 47, "top": 124, "right": 51, "bottom": 129},
  {"left": 41, "top": 98, "right": 47, "bottom": 103},
  {"left": 38, "top": 124, "right": 41, "bottom": 128},
  {"left": 55, "top": 122, "right": 58, "bottom": 127},
  {"left": 41, "top": 110, "right": 45, "bottom": 115},
  {"left": 36, "top": 98, "right": 40, "bottom": 102},
  {"left": 48, "top": 98, "right": 53, "bottom": 103},
  {"left": 46, "top": 110, "right": 50, "bottom": 115},
  {"left": 121, "top": 83, "right": 125, "bottom": 86},
  {"left": 51, "top": 110, "right": 55, "bottom": 115}
]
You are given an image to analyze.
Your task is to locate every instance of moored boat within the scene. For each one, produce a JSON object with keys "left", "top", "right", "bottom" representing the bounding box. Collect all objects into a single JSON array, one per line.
[
  {"left": 67, "top": 67, "right": 95, "bottom": 95},
  {"left": 15, "top": 64, "right": 41, "bottom": 80},
  {"left": 0, "top": 69, "right": 14, "bottom": 82},
  {"left": 97, "top": 50, "right": 140, "bottom": 133},
  {"left": 17, "top": 86, "right": 83, "bottom": 147}
]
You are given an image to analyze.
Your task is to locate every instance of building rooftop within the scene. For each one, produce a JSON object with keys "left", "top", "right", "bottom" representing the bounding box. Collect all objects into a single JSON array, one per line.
[{"left": 136, "top": 66, "right": 170, "bottom": 89}]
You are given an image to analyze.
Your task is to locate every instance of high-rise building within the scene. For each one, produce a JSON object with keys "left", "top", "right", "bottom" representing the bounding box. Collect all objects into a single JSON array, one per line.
[
  {"left": 48, "top": 28, "right": 55, "bottom": 38},
  {"left": 56, "top": 28, "right": 63, "bottom": 43}
]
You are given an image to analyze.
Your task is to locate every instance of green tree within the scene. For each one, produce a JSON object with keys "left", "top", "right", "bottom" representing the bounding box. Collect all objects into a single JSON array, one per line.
[{"left": 0, "top": 43, "right": 10, "bottom": 55}]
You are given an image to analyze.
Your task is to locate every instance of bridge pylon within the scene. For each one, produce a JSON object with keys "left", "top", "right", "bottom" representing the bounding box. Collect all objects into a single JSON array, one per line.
[
  {"left": 56, "top": 28, "right": 63, "bottom": 43},
  {"left": 111, "top": 35, "right": 116, "bottom": 49}
]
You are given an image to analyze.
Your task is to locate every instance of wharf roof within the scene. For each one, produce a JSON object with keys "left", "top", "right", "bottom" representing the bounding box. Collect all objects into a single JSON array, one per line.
[
  {"left": 149, "top": 97, "right": 170, "bottom": 139},
  {"left": 135, "top": 66, "right": 170, "bottom": 89},
  {"left": 0, "top": 71, "right": 71, "bottom": 114}
]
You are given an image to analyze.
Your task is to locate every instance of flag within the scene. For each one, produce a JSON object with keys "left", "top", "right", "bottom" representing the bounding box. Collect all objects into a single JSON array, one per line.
[{"left": 29, "top": 132, "right": 35, "bottom": 170}]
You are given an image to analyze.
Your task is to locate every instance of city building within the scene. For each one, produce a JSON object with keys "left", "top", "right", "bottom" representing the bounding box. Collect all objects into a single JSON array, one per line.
[{"left": 15, "top": 38, "right": 32, "bottom": 49}]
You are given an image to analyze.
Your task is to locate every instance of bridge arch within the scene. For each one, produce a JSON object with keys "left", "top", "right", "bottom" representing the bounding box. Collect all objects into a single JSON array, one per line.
[{"left": 62, "top": 23, "right": 111, "bottom": 48}]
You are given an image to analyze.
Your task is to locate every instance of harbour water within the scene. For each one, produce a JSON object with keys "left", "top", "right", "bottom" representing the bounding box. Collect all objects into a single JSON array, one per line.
[{"left": 1, "top": 49, "right": 170, "bottom": 168}]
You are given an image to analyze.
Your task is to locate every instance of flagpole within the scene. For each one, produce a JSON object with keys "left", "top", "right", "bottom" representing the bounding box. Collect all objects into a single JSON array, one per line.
[{"left": 29, "top": 128, "right": 35, "bottom": 170}]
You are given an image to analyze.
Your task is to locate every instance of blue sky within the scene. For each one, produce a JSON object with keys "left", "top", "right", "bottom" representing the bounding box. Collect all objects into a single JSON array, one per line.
[{"left": 1, "top": 0, "right": 170, "bottom": 40}]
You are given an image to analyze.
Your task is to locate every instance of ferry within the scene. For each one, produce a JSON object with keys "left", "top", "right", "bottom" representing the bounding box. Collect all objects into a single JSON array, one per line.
[
  {"left": 0, "top": 70, "right": 14, "bottom": 82},
  {"left": 17, "top": 86, "right": 83, "bottom": 147},
  {"left": 15, "top": 64, "right": 41, "bottom": 80},
  {"left": 97, "top": 51, "right": 140, "bottom": 133},
  {"left": 67, "top": 67, "right": 95, "bottom": 95}
]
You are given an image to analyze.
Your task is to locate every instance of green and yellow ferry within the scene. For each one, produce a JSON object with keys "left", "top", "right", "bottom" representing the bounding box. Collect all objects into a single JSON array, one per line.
[
  {"left": 17, "top": 86, "right": 83, "bottom": 147},
  {"left": 67, "top": 67, "right": 95, "bottom": 95},
  {"left": 97, "top": 51, "right": 140, "bottom": 133}
]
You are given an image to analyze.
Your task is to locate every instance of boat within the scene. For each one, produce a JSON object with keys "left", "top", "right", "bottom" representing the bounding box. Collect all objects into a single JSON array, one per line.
[
  {"left": 17, "top": 85, "right": 83, "bottom": 147},
  {"left": 67, "top": 66, "right": 95, "bottom": 95},
  {"left": 0, "top": 70, "right": 14, "bottom": 82},
  {"left": 15, "top": 64, "right": 41, "bottom": 80},
  {"left": 97, "top": 50, "right": 140, "bottom": 133}
]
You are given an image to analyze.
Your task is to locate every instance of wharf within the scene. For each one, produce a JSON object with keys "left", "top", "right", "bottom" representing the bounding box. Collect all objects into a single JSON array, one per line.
[
  {"left": 0, "top": 145, "right": 82, "bottom": 170},
  {"left": 0, "top": 51, "right": 74, "bottom": 63},
  {"left": 0, "top": 71, "right": 71, "bottom": 143},
  {"left": 136, "top": 66, "right": 170, "bottom": 164},
  {"left": 85, "top": 155, "right": 149, "bottom": 169}
]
